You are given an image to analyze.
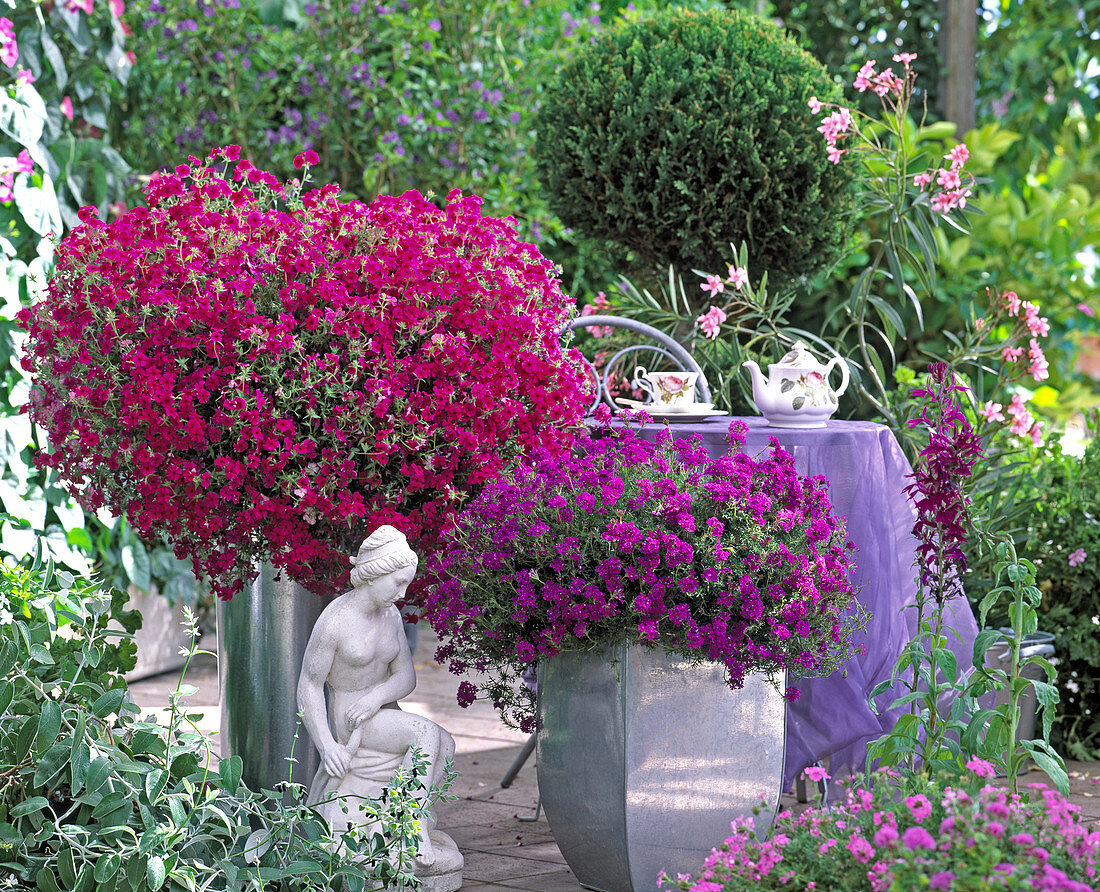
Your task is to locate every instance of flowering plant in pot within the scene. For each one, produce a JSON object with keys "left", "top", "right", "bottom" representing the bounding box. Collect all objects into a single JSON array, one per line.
[
  {"left": 17, "top": 147, "right": 589, "bottom": 603},
  {"left": 426, "top": 410, "right": 866, "bottom": 730}
]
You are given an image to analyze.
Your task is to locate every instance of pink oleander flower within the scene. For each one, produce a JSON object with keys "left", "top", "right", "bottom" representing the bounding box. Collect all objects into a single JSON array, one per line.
[
  {"left": 1027, "top": 338, "right": 1049, "bottom": 381},
  {"left": 701, "top": 274, "right": 725, "bottom": 298},
  {"left": 945, "top": 144, "right": 970, "bottom": 168},
  {"left": 913, "top": 171, "right": 932, "bottom": 190},
  {"left": 979, "top": 401, "right": 1005, "bottom": 423},
  {"left": 1069, "top": 548, "right": 1087, "bottom": 568},
  {"left": 854, "top": 60, "right": 876, "bottom": 93},
  {"left": 0, "top": 17, "right": 17, "bottom": 68},
  {"left": 726, "top": 265, "right": 748, "bottom": 289},
  {"left": 1079, "top": 302, "right": 1096, "bottom": 318},
  {"left": 807, "top": 96, "right": 822, "bottom": 114},
  {"left": 1002, "top": 345, "right": 1023, "bottom": 363},
  {"left": 826, "top": 145, "right": 845, "bottom": 165},
  {"left": 936, "top": 167, "right": 961, "bottom": 190},
  {"left": 697, "top": 305, "right": 727, "bottom": 340},
  {"left": 1022, "top": 301, "right": 1051, "bottom": 337}
]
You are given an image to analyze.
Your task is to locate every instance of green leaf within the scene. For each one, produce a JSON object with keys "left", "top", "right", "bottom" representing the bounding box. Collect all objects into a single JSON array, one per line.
[
  {"left": 35, "top": 866, "right": 60, "bottom": 892},
  {"left": 33, "top": 742, "right": 70, "bottom": 787},
  {"left": 57, "top": 848, "right": 77, "bottom": 888},
  {"left": 91, "top": 687, "right": 125, "bottom": 719},
  {"left": 932, "top": 647, "right": 958, "bottom": 684},
  {"left": 35, "top": 700, "right": 61, "bottom": 755},
  {"left": 93, "top": 853, "right": 120, "bottom": 885},
  {"left": 218, "top": 754, "right": 243, "bottom": 794},
  {"left": 82, "top": 756, "right": 112, "bottom": 795},
  {"left": 146, "top": 856, "right": 166, "bottom": 892},
  {"left": 145, "top": 767, "right": 168, "bottom": 803},
  {"left": 121, "top": 538, "right": 151, "bottom": 592},
  {"left": 10, "top": 796, "right": 49, "bottom": 817}
]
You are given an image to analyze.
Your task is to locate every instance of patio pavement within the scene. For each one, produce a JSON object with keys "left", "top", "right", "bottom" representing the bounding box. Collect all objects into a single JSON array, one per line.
[{"left": 128, "top": 626, "right": 1100, "bottom": 891}]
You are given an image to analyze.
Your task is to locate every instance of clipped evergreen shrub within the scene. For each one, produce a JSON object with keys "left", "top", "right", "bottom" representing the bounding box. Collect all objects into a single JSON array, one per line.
[{"left": 534, "top": 7, "right": 854, "bottom": 294}]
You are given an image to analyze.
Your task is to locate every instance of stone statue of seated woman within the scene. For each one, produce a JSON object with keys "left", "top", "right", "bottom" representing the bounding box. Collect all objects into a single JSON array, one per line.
[{"left": 297, "top": 525, "right": 463, "bottom": 891}]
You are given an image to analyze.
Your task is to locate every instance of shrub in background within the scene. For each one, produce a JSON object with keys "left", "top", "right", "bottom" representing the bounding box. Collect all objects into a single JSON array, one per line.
[
  {"left": 534, "top": 7, "right": 854, "bottom": 295},
  {"left": 1029, "top": 427, "right": 1100, "bottom": 759}
]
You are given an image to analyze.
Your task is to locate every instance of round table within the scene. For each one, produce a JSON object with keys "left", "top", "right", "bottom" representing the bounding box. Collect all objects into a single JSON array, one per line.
[{"left": 629, "top": 415, "right": 979, "bottom": 791}]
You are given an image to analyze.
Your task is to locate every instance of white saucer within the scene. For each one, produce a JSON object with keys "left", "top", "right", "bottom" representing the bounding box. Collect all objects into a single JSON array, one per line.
[{"left": 617, "top": 398, "right": 714, "bottom": 414}]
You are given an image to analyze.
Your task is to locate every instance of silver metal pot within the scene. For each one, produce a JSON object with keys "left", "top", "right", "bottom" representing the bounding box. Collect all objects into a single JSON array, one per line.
[{"left": 536, "top": 644, "right": 786, "bottom": 892}]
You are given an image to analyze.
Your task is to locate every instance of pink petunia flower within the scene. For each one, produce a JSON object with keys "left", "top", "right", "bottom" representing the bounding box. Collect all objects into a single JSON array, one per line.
[
  {"left": 15, "top": 68, "right": 33, "bottom": 85},
  {"left": 0, "top": 171, "right": 12, "bottom": 203},
  {"left": 14, "top": 149, "right": 32, "bottom": 174},
  {"left": 1069, "top": 548, "right": 1087, "bottom": 568},
  {"left": 0, "top": 17, "right": 17, "bottom": 68},
  {"left": 60, "top": 96, "right": 74, "bottom": 120}
]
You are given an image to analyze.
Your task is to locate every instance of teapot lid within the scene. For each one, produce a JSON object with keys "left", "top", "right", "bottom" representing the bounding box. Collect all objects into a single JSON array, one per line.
[{"left": 775, "top": 340, "right": 828, "bottom": 371}]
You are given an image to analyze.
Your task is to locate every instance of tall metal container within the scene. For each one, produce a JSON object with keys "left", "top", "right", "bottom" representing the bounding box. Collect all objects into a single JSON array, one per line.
[
  {"left": 218, "top": 565, "right": 329, "bottom": 792},
  {"left": 536, "top": 645, "right": 786, "bottom": 892}
]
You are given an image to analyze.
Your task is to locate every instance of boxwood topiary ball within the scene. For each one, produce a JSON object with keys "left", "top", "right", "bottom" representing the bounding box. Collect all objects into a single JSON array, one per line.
[{"left": 535, "top": 7, "right": 853, "bottom": 291}]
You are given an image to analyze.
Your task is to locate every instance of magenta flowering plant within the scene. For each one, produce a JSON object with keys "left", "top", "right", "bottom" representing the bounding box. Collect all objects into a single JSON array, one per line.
[
  {"left": 17, "top": 147, "right": 589, "bottom": 602},
  {"left": 424, "top": 411, "right": 865, "bottom": 730},
  {"left": 661, "top": 766, "right": 1099, "bottom": 892}
]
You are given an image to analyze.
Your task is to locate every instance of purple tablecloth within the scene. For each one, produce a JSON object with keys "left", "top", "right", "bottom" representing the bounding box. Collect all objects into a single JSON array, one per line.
[{"left": 629, "top": 415, "right": 979, "bottom": 791}]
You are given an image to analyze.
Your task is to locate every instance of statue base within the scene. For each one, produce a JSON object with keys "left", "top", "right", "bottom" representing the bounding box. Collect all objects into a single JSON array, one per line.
[{"left": 413, "top": 829, "right": 463, "bottom": 892}]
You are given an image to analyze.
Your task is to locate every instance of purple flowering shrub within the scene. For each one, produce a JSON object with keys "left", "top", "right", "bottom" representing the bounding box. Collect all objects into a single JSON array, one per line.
[
  {"left": 663, "top": 765, "right": 1100, "bottom": 892},
  {"left": 425, "top": 412, "right": 865, "bottom": 730}
]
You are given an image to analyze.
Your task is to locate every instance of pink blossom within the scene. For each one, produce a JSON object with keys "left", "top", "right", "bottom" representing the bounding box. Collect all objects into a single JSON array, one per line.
[
  {"left": 871, "top": 67, "right": 904, "bottom": 97},
  {"left": 0, "top": 171, "right": 12, "bottom": 203},
  {"left": 726, "top": 265, "right": 748, "bottom": 289},
  {"left": 904, "top": 794, "right": 932, "bottom": 822},
  {"left": 1023, "top": 302, "right": 1050, "bottom": 337},
  {"left": 817, "top": 107, "right": 853, "bottom": 143},
  {"left": 893, "top": 52, "right": 917, "bottom": 64},
  {"left": 807, "top": 96, "right": 822, "bottom": 114},
  {"left": 60, "top": 96, "right": 74, "bottom": 120},
  {"left": 873, "top": 825, "right": 898, "bottom": 847},
  {"left": 1001, "top": 345, "right": 1023, "bottom": 363},
  {"left": 966, "top": 757, "right": 996, "bottom": 778},
  {"left": 1078, "top": 302, "right": 1096, "bottom": 318},
  {"left": 979, "top": 401, "right": 1005, "bottom": 423},
  {"left": 900, "top": 826, "right": 936, "bottom": 850},
  {"left": 1002, "top": 290, "right": 1022, "bottom": 315},
  {"left": 929, "top": 873, "right": 955, "bottom": 891},
  {"left": 802, "top": 765, "right": 830, "bottom": 783},
  {"left": 936, "top": 167, "right": 961, "bottom": 190},
  {"left": 293, "top": 149, "right": 319, "bottom": 169},
  {"left": 0, "top": 17, "right": 17, "bottom": 68},
  {"left": 913, "top": 171, "right": 932, "bottom": 190},
  {"left": 700, "top": 274, "right": 725, "bottom": 298},
  {"left": 66, "top": 0, "right": 94, "bottom": 12},
  {"left": 15, "top": 68, "right": 33, "bottom": 85},
  {"left": 854, "top": 60, "right": 876, "bottom": 93},
  {"left": 826, "top": 145, "right": 845, "bottom": 165},
  {"left": 945, "top": 143, "right": 970, "bottom": 168},
  {"left": 1027, "top": 338, "right": 1049, "bottom": 381},
  {"left": 1069, "top": 548, "right": 1087, "bottom": 568},
  {"left": 697, "top": 306, "right": 727, "bottom": 340},
  {"left": 109, "top": 0, "right": 125, "bottom": 15},
  {"left": 14, "top": 150, "right": 32, "bottom": 174}
]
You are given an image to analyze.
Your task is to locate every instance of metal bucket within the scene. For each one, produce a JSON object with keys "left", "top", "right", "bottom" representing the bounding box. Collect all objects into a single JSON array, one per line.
[
  {"left": 536, "top": 645, "right": 785, "bottom": 892},
  {"left": 986, "top": 630, "right": 1057, "bottom": 743},
  {"left": 218, "top": 565, "right": 329, "bottom": 792}
]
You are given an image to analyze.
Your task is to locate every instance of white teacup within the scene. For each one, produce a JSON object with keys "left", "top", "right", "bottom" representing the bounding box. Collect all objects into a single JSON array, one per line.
[{"left": 632, "top": 367, "right": 699, "bottom": 407}]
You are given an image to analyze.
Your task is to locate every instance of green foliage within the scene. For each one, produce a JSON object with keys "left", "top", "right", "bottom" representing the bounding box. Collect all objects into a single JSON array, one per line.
[
  {"left": 114, "top": 0, "right": 618, "bottom": 295},
  {"left": 533, "top": 7, "right": 854, "bottom": 293},
  {"left": 0, "top": 552, "right": 455, "bottom": 891},
  {"left": 1028, "top": 428, "right": 1100, "bottom": 759}
]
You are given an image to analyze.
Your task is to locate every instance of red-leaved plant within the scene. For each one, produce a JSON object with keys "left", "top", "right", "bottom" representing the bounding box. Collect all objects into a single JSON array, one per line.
[{"left": 18, "top": 147, "right": 589, "bottom": 601}]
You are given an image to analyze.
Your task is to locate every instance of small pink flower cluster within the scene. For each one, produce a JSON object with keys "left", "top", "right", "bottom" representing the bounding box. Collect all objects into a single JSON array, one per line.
[
  {"left": 1069, "top": 548, "right": 1087, "bottom": 568},
  {"left": 664, "top": 771, "right": 1100, "bottom": 892},
  {"left": 695, "top": 263, "right": 748, "bottom": 339},
  {"left": 579, "top": 290, "right": 613, "bottom": 338},
  {"left": 0, "top": 149, "right": 34, "bottom": 203},
  {"left": 19, "top": 148, "right": 588, "bottom": 601},
  {"left": 853, "top": 58, "right": 906, "bottom": 97},
  {"left": 0, "top": 17, "right": 17, "bottom": 68},
  {"left": 913, "top": 141, "right": 974, "bottom": 213}
]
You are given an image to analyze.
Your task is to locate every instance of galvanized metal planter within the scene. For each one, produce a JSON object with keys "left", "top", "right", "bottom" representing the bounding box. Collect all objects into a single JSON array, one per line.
[
  {"left": 217, "top": 565, "right": 328, "bottom": 792},
  {"left": 536, "top": 645, "right": 786, "bottom": 892}
]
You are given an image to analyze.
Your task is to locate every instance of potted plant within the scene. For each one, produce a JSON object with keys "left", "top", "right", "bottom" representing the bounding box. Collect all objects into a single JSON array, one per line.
[
  {"left": 17, "top": 147, "right": 590, "bottom": 788},
  {"left": 425, "top": 411, "right": 865, "bottom": 892}
]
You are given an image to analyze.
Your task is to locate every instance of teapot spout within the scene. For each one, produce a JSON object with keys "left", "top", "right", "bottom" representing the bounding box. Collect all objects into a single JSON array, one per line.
[{"left": 741, "top": 359, "right": 767, "bottom": 412}]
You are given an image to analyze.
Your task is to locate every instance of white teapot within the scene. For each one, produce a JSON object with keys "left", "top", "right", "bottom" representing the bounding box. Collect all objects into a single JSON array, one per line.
[{"left": 741, "top": 341, "right": 850, "bottom": 428}]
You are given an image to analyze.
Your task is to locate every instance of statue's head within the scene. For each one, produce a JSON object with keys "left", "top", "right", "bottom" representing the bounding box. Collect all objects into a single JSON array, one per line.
[{"left": 350, "top": 525, "right": 418, "bottom": 588}]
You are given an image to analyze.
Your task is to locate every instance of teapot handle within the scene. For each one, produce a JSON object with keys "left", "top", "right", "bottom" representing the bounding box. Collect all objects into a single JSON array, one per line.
[{"left": 824, "top": 356, "right": 850, "bottom": 398}]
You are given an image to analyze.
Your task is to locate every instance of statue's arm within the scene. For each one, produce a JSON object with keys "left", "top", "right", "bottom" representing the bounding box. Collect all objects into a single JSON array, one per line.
[{"left": 297, "top": 618, "right": 338, "bottom": 754}]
